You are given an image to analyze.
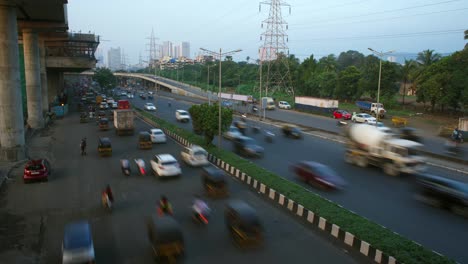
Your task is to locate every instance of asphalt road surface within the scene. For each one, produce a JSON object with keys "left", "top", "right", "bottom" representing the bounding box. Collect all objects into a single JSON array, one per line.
[
  {"left": 0, "top": 109, "right": 362, "bottom": 263},
  {"left": 133, "top": 92, "right": 468, "bottom": 263}
]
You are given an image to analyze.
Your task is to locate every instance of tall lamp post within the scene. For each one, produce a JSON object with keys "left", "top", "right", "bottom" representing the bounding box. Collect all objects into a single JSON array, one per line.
[
  {"left": 200, "top": 48, "right": 242, "bottom": 149},
  {"left": 368, "top": 48, "right": 395, "bottom": 105},
  {"left": 207, "top": 64, "right": 215, "bottom": 105}
]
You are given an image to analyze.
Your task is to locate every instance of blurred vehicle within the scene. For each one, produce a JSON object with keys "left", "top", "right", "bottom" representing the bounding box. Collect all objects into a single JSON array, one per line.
[
  {"left": 233, "top": 136, "right": 264, "bottom": 158},
  {"left": 62, "top": 221, "right": 95, "bottom": 264},
  {"left": 375, "top": 122, "right": 393, "bottom": 134},
  {"left": 97, "top": 137, "right": 112, "bottom": 157},
  {"left": 144, "top": 102, "right": 156, "bottom": 111},
  {"left": 180, "top": 145, "right": 209, "bottom": 167},
  {"left": 224, "top": 126, "right": 242, "bottom": 140},
  {"left": 138, "top": 131, "right": 153, "bottom": 149},
  {"left": 149, "top": 128, "right": 167, "bottom": 143},
  {"left": 281, "top": 125, "right": 303, "bottom": 139},
  {"left": 351, "top": 113, "right": 377, "bottom": 124},
  {"left": 264, "top": 130, "right": 275, "bottom": 143},
  {"left": 117, "top": 99, "right": 130, "bottom": 109},
  {"left": 414, "top": 173, "right": 468, "bottom": 218},
  {"left": 332, "top": 109, "right": 352, "bottom": 120},
  {"left": 114, "top": 108, "right": 135, "bottom": 136},
  {"left": 222, "top": 100, "right": 233, "bottom": 108},
  {"left": 139, "top": 93, "right": 146, "bottom": 99},
  {"left": 146, "top": 215, "right": 184, "bottom": 261},
  {"left": 290, "top": 161, "right": 347, "bottom": 190},
  {"left": 98, "top": 118, "right": 109, "bottom": 131},
  {"left": 201, "top": 166, "right": 229, "bottom": 198},
  {"left": 225, "top": 200, "right": 263, "bottom": 248},
  {"left": 278, "top": 101, "right": 291, "bottom": 109},
  {"left": 233, "top": 120, "right": 247, "bottom": 135},
  {"left": 356, "top": 101, "right": 386, "bottom": 119},
  {"left": 261, "top": 97, "right": 275, "bottom": 110},
  {"left": 23, "top": 159, "right": 51, "bottom": 183},
  {"left": 111, "top": 102, "right": 118, "bottom": 109},
  {"left": 127, "top": 93, "right": 134, "bottom": 98},
  {"left": 148, "top": 91, "right": 154, "bottom": 95},
  {"left": 175, "top": 110, "right": 190, "bottom": 123},
  {"left": 121, "top": 159, "right": 131, "bottom": 176},
  {"left": 150, "top": 154, "right": 181, "bottom": 177},
  {"left": 399, "top": 127, "right": 422, "bottom": 143},
  {"left": 148, "top": 94, "right": 154, "bottom": 99},
  {"left": 79, "top": 112, "right": 88, "bottom": 123},
  {"left": 99, "top": 102, "right": 108, "bottom": 110}
]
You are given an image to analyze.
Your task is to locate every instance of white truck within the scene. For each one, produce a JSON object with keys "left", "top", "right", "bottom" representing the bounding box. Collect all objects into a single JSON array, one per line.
[
  {"left": 345, "top": 124, "right": 426, "bottom": 176},
  {"left": 114, "top": 109, "right": 134, "bottom": 136},
  {"left": 261, "top": 97, "right": 275, "bottom": 110}
]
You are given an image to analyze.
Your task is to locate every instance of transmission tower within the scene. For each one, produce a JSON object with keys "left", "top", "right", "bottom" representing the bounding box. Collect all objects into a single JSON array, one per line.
[
  {"left": 146, "top": 28, "right": 160, "bottom": 68},
  {"left": 257, "top": 0, "right": 293, "bottom": 98}
]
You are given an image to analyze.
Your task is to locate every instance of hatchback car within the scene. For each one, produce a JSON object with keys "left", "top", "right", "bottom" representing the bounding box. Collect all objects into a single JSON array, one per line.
[
  {"left": 351, "top": 113, "right": 377, "bottom": 124},
  {"left": 62, "top": 221, "right": 95, "bottom": 264},
  {"left": 233, "top": 136, "right": 264, "bottom": 158},
  {"left": 144, "top": 102, "right": 156, "bottom": 111},
  {"left": 180, "top": 145, "right": 209, "bottom": 167},
  {"left": 224, "top": 126, "right": 242, "bottom": 140},
  {"left": 150, "top": 154, "right": 181, "bottom": 177},
  {"left": 23, "top": 159, "right": 51, "bottom": 183},
  {"left": 175, "top": 110, "right": 191, "bottom": 122},
  {"left": 332, "top": 110, "right": 352, "bottom": 120},
  {"left": 278, "top": 101, "right": 291, "bottom": 109},
  {"left": 149, "top": 128, "right": 167, "bottom": 143},
  {"left": 290, "top": 161, "right": 346, "bottom": 190}
]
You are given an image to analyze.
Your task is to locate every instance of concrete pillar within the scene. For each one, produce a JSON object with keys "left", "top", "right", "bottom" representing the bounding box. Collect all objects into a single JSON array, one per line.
[
  {"left": 39, "top": 39, "right": 48, "bottom": 113},
  {"left": 0, "top": 0, "right": 25, "bottom": 160},
  {"left": 47, "top": 71, "right": 59, "bottom": 104},
  {"left": 23, "top": 29, "right": 44, "bottom": 128}
]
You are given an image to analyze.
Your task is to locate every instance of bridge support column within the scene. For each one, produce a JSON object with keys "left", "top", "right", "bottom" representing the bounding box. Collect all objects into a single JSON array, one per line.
[
  {"left": 0, "top": 0, "right": 25, "bottom": 161},
  {"left": 47, "top": 71, "right": 63, "bottom": 103},
  {"left": 39, "top": 39, "right": 48, "bottom": 113},
  {"left": 23, "top": 29, "right": 44, "bottom": 128}
]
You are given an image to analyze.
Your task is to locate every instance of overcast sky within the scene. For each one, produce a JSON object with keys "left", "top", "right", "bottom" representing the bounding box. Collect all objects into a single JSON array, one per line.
[{"left": 68, "top": 0, "right": 468, "bottom": 64}]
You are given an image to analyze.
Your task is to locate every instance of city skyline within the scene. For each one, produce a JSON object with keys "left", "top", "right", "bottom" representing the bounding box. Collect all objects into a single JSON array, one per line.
[{"left": 68, "top": 0, "right": 468, "bottom": 64}]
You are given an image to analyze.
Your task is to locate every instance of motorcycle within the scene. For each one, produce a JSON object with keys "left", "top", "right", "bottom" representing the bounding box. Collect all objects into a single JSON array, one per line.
[
  {"left": 134, "top": 158, "right": 146, "bottom": 176},
  {"left": 121, "top": 159, "right": 131, "bottom": 176},
  {"left": 191, "top": 201, "right": 211, "bottom": 225},
  {"left": 252, "top": 105, "right": 259, "bottom": 113},
  {"left": 337, "top": 120, "right": 348, "bottom": 127},
  {"left": 264, "top": 130, "right": 275, "bottom": 143},
  {"left": 101, "top": 192, "right": 112, "bottom": 212}
]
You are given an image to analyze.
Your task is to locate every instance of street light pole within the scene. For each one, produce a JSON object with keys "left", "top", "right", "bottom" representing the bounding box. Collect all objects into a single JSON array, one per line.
[
  {"left": 368, "top": 48, "right": 395, "bottom": 104},
  {"left": 200, "top": 47, "right": 242, "bottom": 149}
]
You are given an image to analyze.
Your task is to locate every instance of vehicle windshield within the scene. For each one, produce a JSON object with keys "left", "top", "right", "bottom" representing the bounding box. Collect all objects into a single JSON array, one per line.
[
  {"left": 362, "top": 114, "right": 372, "bottom": 118},
  {"left": 162, "top": 161, "right": 178, "bottom": 166},
  {"left": 314, "top": 165, "right": 338, "bottom": 179},
  {"left": 27, "top": 164, "right": 43, "bottom": 170},
  {"left": 146, "top": 103, "right": 154, "bottom": 106},
  {"left": 194, "top": 150, "right": 207, "bottom": 156},
  {"left": 153, "top": 131, "right": 163, "bottom": 135}
]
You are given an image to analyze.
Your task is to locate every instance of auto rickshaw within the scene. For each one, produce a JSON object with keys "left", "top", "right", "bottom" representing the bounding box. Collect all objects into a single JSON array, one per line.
[
  {"left": 282, "top": 125, "right": 303, "bottom": 139},
  {"left": 97, "top": 137, "right": 112, "bottom": 157},
  {"left": 201, "top": 166, "right": 229, "bottom": 198},
  {"left": 225, "top": 200, "right": 263, "bottom": 248},
  {"left": 98, "top": 118, "right": 109, "bottom": 130},
  {"left": 233, "top": 121, "right": 247, "bottom": 135},
  {"left": 146, "top": 215, "right": 184, "bottom": 262},
  {"left": 96, "top": 111, "right": 106, "bottom": 124},
  {"left": 138, "top": 131, "right": 152, "bottom": 149},
  {"left": 80, "top": 112, "right": 88, "bottom": 123}
]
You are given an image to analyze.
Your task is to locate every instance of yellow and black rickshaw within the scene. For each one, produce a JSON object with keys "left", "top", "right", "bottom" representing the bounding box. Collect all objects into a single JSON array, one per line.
[
  {"left": 146, "top": 215, "right": 184, "bottom": 262},
  {"left": 80, "top": 112, "right": 88, "bottom": 123},
  {"left": 98, "top": 118, "right": 109, "bottom": 130},
  {"left": 225, "top": 200, "right": 263, "bottom": 248},
  {"left": 138, "top": 131, "right": 152, "bottom": 149},
  {"left": 98, "top": 137, "right": 112, "bottom": 157},
  {"left": 201, "top": 165, "right": 229, "bottom": 198}
]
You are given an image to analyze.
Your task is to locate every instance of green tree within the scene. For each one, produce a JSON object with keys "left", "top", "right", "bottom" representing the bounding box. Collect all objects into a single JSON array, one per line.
[
  {"left": 188, "top": 103, "right": 233, "bottom": 145},
  {"left": 337, "top": 50, "right": 365, "bottom": 71},
  {"left": 317, "top": 54, "right": 337, "bottom": 73},
  {"left": 335, "top": 66, "right": 362, "bottom": 101},
  {"left": 400, "top": 59, "right": 417, "bottom": 105},
  {"left": 93, "top": 67, "right": 116, "bottom": 90},
  {"left": 416, "top": 49, "right": 441, "bottom": 67}
]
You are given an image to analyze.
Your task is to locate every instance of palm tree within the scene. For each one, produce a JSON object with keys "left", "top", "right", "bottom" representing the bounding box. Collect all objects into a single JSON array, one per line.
[
  {"left": 464, "top": 30, "right": 468, "bottom": 49},
  {"left": 416, "top": 49, "right": 441, "bottom": 67},
  {"left": 401, "top": 59, "right": 416, "bottom": 105}
]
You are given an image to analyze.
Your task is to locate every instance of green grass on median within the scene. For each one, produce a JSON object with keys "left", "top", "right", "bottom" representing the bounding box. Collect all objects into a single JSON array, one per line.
[{"left": 136, "top": 108, "right": 455, "bottom": 264}]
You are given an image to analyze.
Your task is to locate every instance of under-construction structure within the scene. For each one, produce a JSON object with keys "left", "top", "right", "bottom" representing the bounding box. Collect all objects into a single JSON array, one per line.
[
  {"left": 258, "top": 0, "right": 294, "bottom": 97},
  {"left": 146, "top": 28, "right": 160, "bottom": 69}
]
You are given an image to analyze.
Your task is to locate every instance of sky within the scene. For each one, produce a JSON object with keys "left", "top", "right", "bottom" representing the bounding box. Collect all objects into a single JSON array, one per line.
[{"left": 67, "top": 0, "right": 468, "bottom": 65}]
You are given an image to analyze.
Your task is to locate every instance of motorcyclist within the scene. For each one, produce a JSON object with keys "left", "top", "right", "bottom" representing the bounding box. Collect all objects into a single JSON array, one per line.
[
  {"left": 192, "top": 196, "right": 210, "bottom": 223},
  {"left": 121, "top": 159, "right": 131, "bottom": 175},
  {"left": 102, "top": 184, "right": 114, "bottom": 209},
  {"left": 452, "top": 128, "right": 463, "bottom": 143},
  {"left": 158, "top": 195, "right": 173, "bottom": 216},
  {"left": 134, "top": 158, "right": 146, "bottom": 175},
  {"left": 80, "top": 138, "right": 87, "bottom": 156}
]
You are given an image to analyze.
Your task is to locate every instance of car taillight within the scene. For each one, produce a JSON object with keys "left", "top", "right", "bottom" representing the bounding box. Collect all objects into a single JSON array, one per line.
[{"left": 24, "top": 169, "right": 30, "bottom": 175}]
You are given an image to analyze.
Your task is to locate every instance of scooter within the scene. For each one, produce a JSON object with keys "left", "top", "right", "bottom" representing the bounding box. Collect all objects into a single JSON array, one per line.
[
  {"left": 191, "top": 202, "right": 211, "bottom": 225},
  {"left": 134, "top": 158, "right": 146, "bottom": 176},
  {"left": 337, "top": 120, "right": 348, "bottom": 127},
  {"left": 264, "top": 130, "right": 275, "bottom": 143},
  {"left": 101, "top": 192, "right": 112, "bottom": 212},
  {"left": 252, "top": 105, "right": 259, "bottom": 113},
  {"left": 121, "top": 159, "right": 131, "bottom": 176}
]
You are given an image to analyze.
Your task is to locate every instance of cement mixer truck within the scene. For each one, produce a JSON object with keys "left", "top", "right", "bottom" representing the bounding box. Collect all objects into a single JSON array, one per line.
[{"left": 344, "top": 124, "right": 426, "bottom": 176}]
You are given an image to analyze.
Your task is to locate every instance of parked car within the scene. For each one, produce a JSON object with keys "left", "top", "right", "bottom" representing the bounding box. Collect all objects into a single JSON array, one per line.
[
  {"left": 149, "top": 128, "right": 167, "bottom": 143},
  {"left": 233, "top": 136, "right": 264, "bottom": 158},
  {"left": 180, "top": 145, "right": 209, "bottom": 167},
  {"left": 62, "top": 221, "right": 95, "bottom": 264},
  {"left": 144, "top": 102, "right": 156, "bottom": 111},
  {"left": 332, "top": 110, "right": 352, "bottom": 120},
  {"left": 278, "top": 101, "right": 291, "bottom": 109},
  {"left": 175, "top": 110, "right": 191, "bottom": 122},
  {"left": 23, "top": 159, "right": 51, "bottom": 183},
  {"left": 150, "top": 154, "right": 181, "bottom": 177},
  {"left": 290, "top": 161, "right": 346, "bottom": 190},
  {"left": 413, "top": 173, "right": 468, "bottom": 218},
  {"left": 224, "top": 126, "right": 242, "bottom": 140},
  {"left": 351, "top": 113, "right": 377, "bottom": 124}
]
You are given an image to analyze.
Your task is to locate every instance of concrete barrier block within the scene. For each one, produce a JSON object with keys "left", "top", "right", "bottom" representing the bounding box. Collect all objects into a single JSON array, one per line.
[
  {"left": 307, "top": 211, "right": 314, "bottom": 223},
  {"left": 360, "top": 241, "right": 370, "bottom": 256},
  {"left": 331, "top": 224, "right": 340, "bottom": 238},
  {"left": 297, "top": 204, "right": 304, "bottom": 216},
  {"left": 345, "top": 232, "right": 354, "bottom": 246},
  {"left": 319, "top": 217, "right": 326, "bottom": 230},
  {"left": 279, "top": 194, "right": 285, "bottom": 205},
  {"left": 287, "top": 199, "right": 294, "bottom": 211},
  {"left": 269, "top": 189, "right": 276, "bottom": 200},
  {"left": 374, "top": 250, "right": 382, "bottom": 263},
  {"left": 260, "top": 183, "right": 266, "bottom": 193}
]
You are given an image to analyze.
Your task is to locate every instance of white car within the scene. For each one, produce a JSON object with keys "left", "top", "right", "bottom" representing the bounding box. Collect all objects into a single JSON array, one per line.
[
  {"left": 278, "top": 101, "right": 291, "bottom": 109},
  {"left": 111, "top": 102, "right": 118, "bottom": 109},
  {"left": 180, "top": 145, "right": 209, "bottom": 167},
  {"left": 375, "top": 122, "right": 393, "bottom": 134},
  {"left": 352, "top": 113, "right": 377, "bottom": 124},
  {"left": 127, "top": 93, "right": 134, "bottom": 98},
  {"left": 149, "top": 128, "right": 166, "bottom": 143},
  {"left": 99, "top": 102, "right": 108, "bottom": 109},
  {"left": 175, "top": 110, "right": 191, "bottom": 122},
  {"left": 144, "top": 103, "right": 156, "bottom": 111},
  {"left": 223, "top": 126, "right": 242, "bottom": 140},
  {"left": 150, "top": 154, "right": 181, "bottom": 177}
]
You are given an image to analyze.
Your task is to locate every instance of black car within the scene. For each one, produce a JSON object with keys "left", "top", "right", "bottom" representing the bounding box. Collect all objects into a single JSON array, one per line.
[
  {"left": 233, "top": 136, "right": 264, "bottom": 158},
  {"left": 282, "top": 125, "right": 303, "bottom": 139},
  {"left": 139, "top": 93, "right": 146, "bottom": 99},
  {"left": 399, "top": 127, "right": 422, "bottom": 143},
  {"left": 414, "top": 173, "right": 468, "bottom": 218}
]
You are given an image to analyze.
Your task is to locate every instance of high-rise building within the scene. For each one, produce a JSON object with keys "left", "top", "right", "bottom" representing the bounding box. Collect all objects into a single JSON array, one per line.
[
  {"left": 162, "top": 41, "right": 173, "bottom": 58},
  {"left": 95, "top": 48, "right": 105, "bottom": 68},
  {"left": 181, "top": 42, "right": 190, "bottom": 58},
  {"left": 173, "top": 45, "right": 180, "bottom": 59},
  {"left": 107, "top": 47, "right": 122, "bottom": 71}
]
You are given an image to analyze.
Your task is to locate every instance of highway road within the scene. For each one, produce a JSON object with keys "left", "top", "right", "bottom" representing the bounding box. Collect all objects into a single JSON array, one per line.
[
  {"left": 0, "top": 109, "right": 361, "bottom": 263},
  {"left": 132, "top": 92, "right": 468, "bottom": 263}
]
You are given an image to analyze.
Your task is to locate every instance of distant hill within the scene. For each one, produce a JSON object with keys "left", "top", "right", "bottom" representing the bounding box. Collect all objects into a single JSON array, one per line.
[{"left": 386, "top": 52, "right": 453, "bottom": 65}]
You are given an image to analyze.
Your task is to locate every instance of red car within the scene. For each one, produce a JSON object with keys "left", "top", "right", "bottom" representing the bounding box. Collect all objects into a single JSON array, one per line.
[
  {"left": 23, "top": 159, "right": 51, "bottom": 183},
  {"left": 332, "top": 110, "right": 351, "bottom": 120},
  {"left": 290, "top": 161, "right": 346, "bottom": 190}
]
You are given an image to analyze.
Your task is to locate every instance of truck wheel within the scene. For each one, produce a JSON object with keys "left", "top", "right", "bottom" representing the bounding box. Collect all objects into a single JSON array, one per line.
[
  {"left": 383, "top": 163, "right": 399, "bottom": 177},
  {"left": 356, "top": 156, "right": 368, "bottom": 168}
]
